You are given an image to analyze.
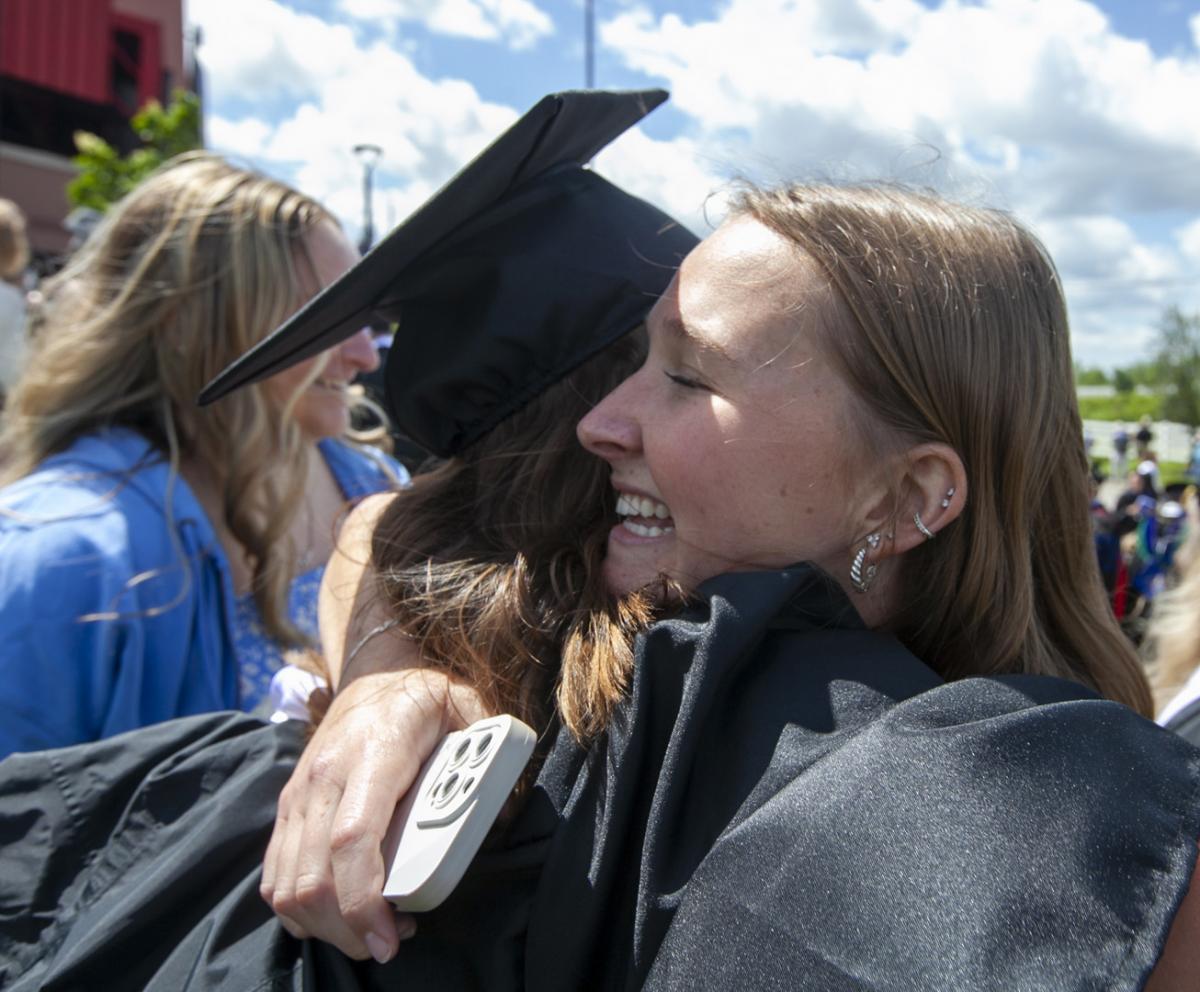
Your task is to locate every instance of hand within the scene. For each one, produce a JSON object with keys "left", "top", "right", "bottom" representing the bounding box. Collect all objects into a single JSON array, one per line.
[{"left": 262, "top": 667, "right": 489, "bottom": 962}]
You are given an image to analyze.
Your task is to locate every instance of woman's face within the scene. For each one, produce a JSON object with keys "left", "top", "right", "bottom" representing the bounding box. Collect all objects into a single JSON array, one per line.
[
  {"left": 578, "top": 214, "right": 869, "bottom": 597},
  {"left": 263, "top": 221, "right": 380, "bottom": 441}
]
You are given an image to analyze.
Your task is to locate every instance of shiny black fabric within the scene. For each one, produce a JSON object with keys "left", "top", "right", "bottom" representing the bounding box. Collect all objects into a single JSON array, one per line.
[{"left": 3, "top": 566, "right": 1199, "bottom": 990}]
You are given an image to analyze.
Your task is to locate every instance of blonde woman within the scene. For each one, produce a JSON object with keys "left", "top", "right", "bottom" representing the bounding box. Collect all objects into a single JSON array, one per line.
[
  {"left": 1153, "top": 487, "right": 1200, "bottom": 741},
  {"left": 0, "top": 154, "right": 405, "bottom": 756}
]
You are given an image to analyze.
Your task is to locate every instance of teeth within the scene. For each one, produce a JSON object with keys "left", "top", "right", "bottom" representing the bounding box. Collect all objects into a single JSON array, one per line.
[
  {"left": 615, "top": 491, "right": 672, "bottom": 521},
  {"left": 622, "top": 520, "right": 675, "bottom": 538}
]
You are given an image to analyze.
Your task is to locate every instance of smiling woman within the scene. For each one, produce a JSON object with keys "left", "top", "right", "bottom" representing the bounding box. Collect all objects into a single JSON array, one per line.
[
  {"left": 2, "top": 91, "right": 1198, "bottom": 992},
  {"left": 0, "top": 154, "right": 406, "bottom": 755}
]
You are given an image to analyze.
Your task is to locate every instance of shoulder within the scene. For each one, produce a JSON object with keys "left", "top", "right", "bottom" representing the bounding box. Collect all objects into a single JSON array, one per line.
[
  {"left": 0, "top": 433, "right": 221, "bottom": 606},
  {"left": 318, "top": 438, "right": 410, "bottom": 499},
  {"left": 319, "top": 492, "right": 400, "bottom": 686},
  {"left": 652, "top": 683, "right": 1200, "bottom": 988}
]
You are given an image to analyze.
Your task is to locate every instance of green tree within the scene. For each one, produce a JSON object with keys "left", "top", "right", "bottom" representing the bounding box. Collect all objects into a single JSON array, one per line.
[
  {"left": 1112, "top": 368, "right": 1135, "bottom": 394},
  {"left": 66, "top": 90, "right": 203, "bottom": 212},
  {"left": 1075, "top": 366, "right": 1110, "bottom": 386},
  {"left": 1152, "top": 306, "right": 1200, "bottom": 427},
  {"left": 1126, "top": 360, "right": 1161, "bottom": 387}
]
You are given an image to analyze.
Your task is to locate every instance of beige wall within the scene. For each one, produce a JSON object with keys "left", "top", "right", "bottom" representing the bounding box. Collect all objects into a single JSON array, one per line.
[{"left": 0, "top": 143, "right": 74, "bottom": 256}]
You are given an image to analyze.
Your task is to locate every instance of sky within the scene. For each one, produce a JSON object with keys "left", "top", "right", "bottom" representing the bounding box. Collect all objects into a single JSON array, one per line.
[{"left": 187, "top": 0, "right": 1200, "bottom": 369}]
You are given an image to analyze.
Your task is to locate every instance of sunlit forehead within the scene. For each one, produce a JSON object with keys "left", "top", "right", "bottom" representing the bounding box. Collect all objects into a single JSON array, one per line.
[{"left": 667, "top": 214, "right": 827, "bottom": 374}]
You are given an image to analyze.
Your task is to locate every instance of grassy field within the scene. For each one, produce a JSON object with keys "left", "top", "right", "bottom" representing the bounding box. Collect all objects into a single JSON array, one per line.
[
  {"left": 1078, "top": 394, "right": 1162, "bottom": 421},
  {"left": 1091, "top": 456, "right": 1190, "bottom": 486}
]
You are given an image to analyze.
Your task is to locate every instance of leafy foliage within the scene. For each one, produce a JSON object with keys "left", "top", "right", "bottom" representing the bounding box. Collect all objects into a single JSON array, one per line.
[
  {"left": 1075, "top": 366, "right": 1109, "bottom": 386},
  {"left": 1152, "top": 307, "right": 1200, "bottom": 427},
  {"left": 66, "top": 91, "right": 203, "bottom": 212},
  {"left": 1078, "top": 393, "right": 1162, "bottom": 423}
]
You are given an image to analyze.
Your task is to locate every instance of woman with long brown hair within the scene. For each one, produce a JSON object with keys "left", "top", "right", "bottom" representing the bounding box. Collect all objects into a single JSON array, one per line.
[
  {"left": 255, "top": 102, "right": 1199, "bottom": 988},
  {"left": 2, "top": 91, "right": 1198, "bottom": 990}
]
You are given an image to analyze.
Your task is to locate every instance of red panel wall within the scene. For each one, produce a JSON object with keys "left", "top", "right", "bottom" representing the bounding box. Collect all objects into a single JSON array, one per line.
[{"left": 0, "top": 0, "right": 112, "bottom": 103}]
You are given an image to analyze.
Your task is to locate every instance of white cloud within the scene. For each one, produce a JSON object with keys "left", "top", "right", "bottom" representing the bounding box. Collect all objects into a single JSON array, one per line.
[
  {"left": 337, "top": 0, "right": 552, "bottom": 49},
  {"left": 598, "top": 0, "right": 1200, "bottom": 367},
  {"left": 206, "top": 115, "right": 273, "bottom": 158},
  {"left": 592, "top": 128, "right": 729, "bottom": 237},
  {"left": 1178, "top": 217, "right": 1200, "bottom": 266},
  {"left": 190, "top": 0, "right": 520, "bottom": 246},
  {"left": 191, "top": 0, "right": 364, "bottom": 101}
]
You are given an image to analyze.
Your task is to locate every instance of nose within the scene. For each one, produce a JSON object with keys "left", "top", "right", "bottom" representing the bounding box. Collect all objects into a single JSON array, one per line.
[
  {"left": 338, "top": 326, "right": 381, "bottom": 376},
  {"left": 577, "top": 373, "right": 642, "bottom": 461}
]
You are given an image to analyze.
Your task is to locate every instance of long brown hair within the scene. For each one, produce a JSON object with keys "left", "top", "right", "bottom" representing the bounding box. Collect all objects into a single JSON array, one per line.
[
  {"left": 369, "top": 332, "right": 662, "bottom": 741},
  {"left": 1, "top": 153, "right": 343, "bottom": 644},
  {"left": 736, "top": 183, "right": 1152, "bottom": 716}
]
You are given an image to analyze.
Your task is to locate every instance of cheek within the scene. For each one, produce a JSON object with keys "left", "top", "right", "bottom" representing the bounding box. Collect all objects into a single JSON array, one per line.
[{"left": 292, "top": 391, "right": 348, "bottom": 439}]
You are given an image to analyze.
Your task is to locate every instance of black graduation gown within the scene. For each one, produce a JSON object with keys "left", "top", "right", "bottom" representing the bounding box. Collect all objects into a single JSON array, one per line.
[{"left": 3, "top": 566, "right": 1198, "bottom": 991}]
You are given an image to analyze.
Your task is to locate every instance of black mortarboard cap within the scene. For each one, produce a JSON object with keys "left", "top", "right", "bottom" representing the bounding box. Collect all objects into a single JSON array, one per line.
[{"left": 199, "top": 89, "right": 698, "bottom": 456}]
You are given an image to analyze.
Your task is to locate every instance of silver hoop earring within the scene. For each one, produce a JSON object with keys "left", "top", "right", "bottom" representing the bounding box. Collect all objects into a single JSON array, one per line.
[
  {"left": 850, "top": 538, "right": 879, "bottom": 593},
  {"left": 914, "top": 511, "right": 935, "bottom": 540}
]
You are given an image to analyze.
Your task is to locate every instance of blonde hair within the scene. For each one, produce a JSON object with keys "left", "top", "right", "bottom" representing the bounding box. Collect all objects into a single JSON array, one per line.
[
  {"left": 1150, "top": 489, "right": 1200, "bottom": 708},
  {"left": 735, "top": 183, "right": 1152, "bottom": 716},
  {"left": 0, "top": 153, "right": 339, "bottom": 644},
  {"left": 0, "top": 198, "right": 30, "bottom": 281}
]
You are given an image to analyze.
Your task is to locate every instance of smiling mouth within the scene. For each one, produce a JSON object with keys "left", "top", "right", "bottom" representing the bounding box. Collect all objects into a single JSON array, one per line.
[
  {"left": 313, "top": 378, "right": 349, "bottom": 392},
  {"left": 615, "top": 491, "right": 675, "bottom": 537}
]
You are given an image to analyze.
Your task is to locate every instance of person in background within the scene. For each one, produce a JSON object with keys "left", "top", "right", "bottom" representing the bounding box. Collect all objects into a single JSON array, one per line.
[
  {"left": 1136, "top": 414, "right": 1155, "bottom": 459},
  {"left": 1152, "top": 486, "right": 1200, "bottom": 744},
  {"left": 1112, "top": 421, "right": 1130, "bottom": 479},
  {"left": 0, "top": 154, "right": 405, "bottom": 757},
  {"left": 1090, "top": 463, "right": 1128, "bottom": 619},
  {"left": 0, "top": 197, "right": 31, "bottom": 408},
  {"left": 1187, "top": 429, "right": 1200, "bottom": 485}
]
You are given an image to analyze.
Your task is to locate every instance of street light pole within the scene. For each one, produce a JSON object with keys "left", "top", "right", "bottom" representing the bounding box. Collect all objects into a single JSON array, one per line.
[
  {"left": 584, "top": 0, "right": 595, "bottom": 89},
  {"left": 353, "top": 143, "right": 383, "bottom": 254}
]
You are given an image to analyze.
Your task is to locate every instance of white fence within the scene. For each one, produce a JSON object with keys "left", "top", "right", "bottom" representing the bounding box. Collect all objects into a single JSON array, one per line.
[{"left": 1083, "top": 420, "right": 1195, "bottom": 467}]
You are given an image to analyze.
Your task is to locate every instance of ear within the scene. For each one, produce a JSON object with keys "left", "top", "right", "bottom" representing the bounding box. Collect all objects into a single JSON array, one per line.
[{"left": 857, "top": 442, "right": 967, "bottom": 560}]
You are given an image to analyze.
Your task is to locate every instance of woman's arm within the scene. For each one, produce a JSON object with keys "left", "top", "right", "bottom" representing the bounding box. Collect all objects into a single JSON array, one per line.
[{"left": 262, "top": 494, "right": 490, "bottom": 962}]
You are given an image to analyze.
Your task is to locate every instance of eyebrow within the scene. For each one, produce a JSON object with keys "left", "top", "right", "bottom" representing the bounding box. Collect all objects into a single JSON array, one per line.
[{"left": 660, "top": 315, "right": 738, "bottom": 365}]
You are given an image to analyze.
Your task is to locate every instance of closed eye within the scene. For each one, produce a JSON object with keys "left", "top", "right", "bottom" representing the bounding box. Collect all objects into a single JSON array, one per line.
[{"left": 664, "top": 370, "right": 707, "bottom": 391}]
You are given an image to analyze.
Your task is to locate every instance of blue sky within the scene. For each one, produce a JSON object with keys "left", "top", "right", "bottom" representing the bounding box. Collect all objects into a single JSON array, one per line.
[{"left": 188, "top": 0, "right": 1200, "bottom": 368}]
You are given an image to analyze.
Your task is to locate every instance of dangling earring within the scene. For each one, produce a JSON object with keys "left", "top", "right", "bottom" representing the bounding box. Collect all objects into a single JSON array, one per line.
[
  {"left": 914, "top": 511, "right": 935, "bottom": 540},
  {"left": 850, "top": 533, "right": 880, "bottom": 593}
]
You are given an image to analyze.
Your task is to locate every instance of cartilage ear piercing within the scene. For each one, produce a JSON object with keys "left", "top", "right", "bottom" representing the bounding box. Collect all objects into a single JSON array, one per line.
[
  {"left": 914, "top": 511, "right": 935, "bottom": 540},
  {"left": 850, "top": 535, "right": 880, "bottom": 593},
  {"left": 941, "top": 486, "right": 956, "bottom": 509}
]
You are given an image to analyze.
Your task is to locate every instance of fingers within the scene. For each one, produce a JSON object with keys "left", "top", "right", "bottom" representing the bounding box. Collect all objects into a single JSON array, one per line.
[
  {"left": 259, "top": 668, "right": 486, "bottom": 962},
  {"left": 326, "top": 745, "right": 418, "bottom": 953},
  {"left": 267, "top": 769, "right": 379, "bottom": 959},
  {"left": 325, "top": 682, "right": 450, "bottom": 953}
]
